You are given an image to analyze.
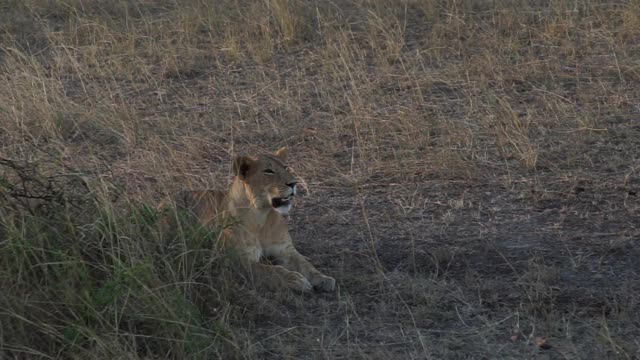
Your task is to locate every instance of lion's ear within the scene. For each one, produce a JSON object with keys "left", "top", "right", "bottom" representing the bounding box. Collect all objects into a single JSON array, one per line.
[
  {"left": 233, "top": 156, "right": 255, "bottom": 179},
  {"left": 274, "top": 147, "right": 288, "bottom": 162}
]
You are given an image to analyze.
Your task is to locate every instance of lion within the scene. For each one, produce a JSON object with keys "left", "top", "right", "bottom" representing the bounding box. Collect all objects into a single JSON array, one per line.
[{"left": 173, "top": 147, "right": 335, "bottom": 292}]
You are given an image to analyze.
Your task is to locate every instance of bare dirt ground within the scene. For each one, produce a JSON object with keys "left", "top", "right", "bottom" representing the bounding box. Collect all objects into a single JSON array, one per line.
[{"left": 1, "top": 0, "right": 639, "bottom": 359}]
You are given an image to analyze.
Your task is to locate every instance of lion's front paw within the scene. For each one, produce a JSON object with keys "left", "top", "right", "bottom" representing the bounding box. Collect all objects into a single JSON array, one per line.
[
  {"left": 287, "top": 271, "right": 312, "bottom": 292},
  {"left": 311, "top": 274, "right": 336, "bottom": 292}
]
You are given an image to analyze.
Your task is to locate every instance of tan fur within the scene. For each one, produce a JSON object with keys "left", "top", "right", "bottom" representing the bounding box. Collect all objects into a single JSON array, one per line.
[{"left": 175, "top": 148, "right": 335, "bottom": 292}]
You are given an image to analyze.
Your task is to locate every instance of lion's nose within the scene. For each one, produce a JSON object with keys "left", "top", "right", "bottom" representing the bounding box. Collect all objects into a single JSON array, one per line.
[{"left": 286, "top": 181, "right": 298, "bottom": 188}]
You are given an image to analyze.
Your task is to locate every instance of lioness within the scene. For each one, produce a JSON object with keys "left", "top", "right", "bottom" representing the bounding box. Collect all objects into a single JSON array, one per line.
[{"left": 175, "top": 147, "right": 335, "bottom": 292}]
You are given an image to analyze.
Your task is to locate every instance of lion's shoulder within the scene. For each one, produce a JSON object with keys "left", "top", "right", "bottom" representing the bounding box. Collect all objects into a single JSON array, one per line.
[{"left": 175, "top": 190, "right": 227, "bottom": 225}]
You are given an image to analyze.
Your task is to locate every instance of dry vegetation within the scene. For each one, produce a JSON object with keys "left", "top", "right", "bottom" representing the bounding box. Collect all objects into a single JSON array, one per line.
[{"left": 1, "top": 0, "right": 640, "bottom": 358}]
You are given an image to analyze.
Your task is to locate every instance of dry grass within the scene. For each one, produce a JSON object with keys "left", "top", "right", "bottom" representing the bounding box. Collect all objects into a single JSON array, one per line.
[{"left": 1, "top": 0, "right": 640, "bottom": 358}]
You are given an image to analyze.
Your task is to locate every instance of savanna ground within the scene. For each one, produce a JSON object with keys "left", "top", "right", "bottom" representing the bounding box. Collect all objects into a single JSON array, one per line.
[{"left": 1, "top": 0, "right": 639, "bottom": 358}]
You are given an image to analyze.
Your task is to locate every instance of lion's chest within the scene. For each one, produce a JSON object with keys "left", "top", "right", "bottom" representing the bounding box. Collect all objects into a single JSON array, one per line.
[{"left": 224, "top": 212, "right": 291, "bottom": 262}]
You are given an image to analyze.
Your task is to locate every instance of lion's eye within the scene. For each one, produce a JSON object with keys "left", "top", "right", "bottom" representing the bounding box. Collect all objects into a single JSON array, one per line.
[{"left": 264, "top": 169, "right": 275, "bottom": 175}]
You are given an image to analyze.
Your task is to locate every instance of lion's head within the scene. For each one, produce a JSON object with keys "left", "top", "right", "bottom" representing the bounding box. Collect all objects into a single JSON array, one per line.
[{"left": 233, "top": 147, "right": 298, "bottom": 215}]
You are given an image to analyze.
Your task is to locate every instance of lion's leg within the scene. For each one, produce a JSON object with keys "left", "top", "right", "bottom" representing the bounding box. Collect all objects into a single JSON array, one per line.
[
  {"left": 267, "top": 243, "right": 336, "bottom": 292},
  {"left": 237, "top": 247, "right": 312, "bottom": 292},
  {"left": 249, "top": 263, "right": 312, "bottom": 292}
]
